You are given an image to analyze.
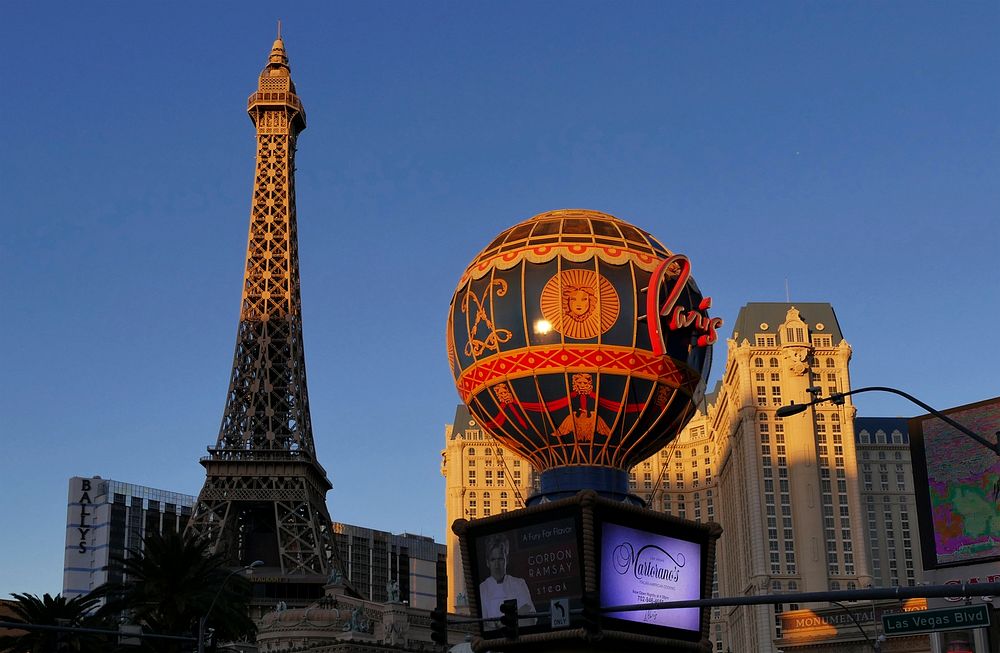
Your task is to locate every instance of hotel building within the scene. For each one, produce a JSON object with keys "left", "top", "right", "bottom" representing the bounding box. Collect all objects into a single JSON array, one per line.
[
  {"left": 331, "top": 522, "right": 447, "bottom": 611},
  {"left": 62, "top": 476, "right": 195, "bottom": 600}
]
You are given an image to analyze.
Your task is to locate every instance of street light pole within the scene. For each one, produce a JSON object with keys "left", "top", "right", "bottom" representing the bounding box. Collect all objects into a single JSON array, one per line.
[
  {"left": 776, "top": 386, "right": 1000, "bottom": 457},
  {"left": 198, "top": 560, "right": 263, "bottom": 653}
]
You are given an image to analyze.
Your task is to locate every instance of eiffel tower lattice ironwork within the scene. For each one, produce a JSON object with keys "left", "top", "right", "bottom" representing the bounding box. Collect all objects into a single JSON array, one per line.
[{"left": 186, "top": 35, "right": 350, "bottom": 600}]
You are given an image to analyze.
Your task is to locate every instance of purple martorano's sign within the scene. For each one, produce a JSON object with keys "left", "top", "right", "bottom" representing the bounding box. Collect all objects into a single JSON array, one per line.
[{"left": 600, "top": 522, "right": 701, "bottom": 632}]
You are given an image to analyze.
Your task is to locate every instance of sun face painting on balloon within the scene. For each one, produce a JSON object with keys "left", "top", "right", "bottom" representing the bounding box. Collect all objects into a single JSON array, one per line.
[{"left": 447, "top": 209, "right": 721, "bottom": 502}]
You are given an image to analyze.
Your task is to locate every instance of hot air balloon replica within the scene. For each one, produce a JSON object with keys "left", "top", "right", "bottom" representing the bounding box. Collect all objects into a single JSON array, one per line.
[
  {"left": 448, "top": 210, "right": 723, "bottom": 651},
  {"left": 447, "top": 209, "right": 721, "bottom": 503}
]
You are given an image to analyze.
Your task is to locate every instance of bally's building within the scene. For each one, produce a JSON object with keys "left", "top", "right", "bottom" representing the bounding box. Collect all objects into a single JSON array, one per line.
[{"left": 62, "top": 476, "right": 196, "bottom": 600}]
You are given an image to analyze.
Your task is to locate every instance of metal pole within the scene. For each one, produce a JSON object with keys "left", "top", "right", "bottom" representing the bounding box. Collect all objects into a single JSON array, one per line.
[
  {"left": 199, "top": 560, "right": 263, "bottom": 653},
  {"left": 777, "top": 386, "right": 999, "bottom": 456},
  {"left": 601, "top": 581, "right": 1000, "bottom": 612}
]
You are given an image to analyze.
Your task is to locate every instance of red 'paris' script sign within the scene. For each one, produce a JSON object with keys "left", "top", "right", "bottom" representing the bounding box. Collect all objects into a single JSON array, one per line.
[{"left": 645, "top": 254, "right": 723, "bottom": 357}]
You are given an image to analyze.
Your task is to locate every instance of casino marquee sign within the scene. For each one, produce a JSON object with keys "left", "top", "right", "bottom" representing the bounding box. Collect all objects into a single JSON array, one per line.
[{"left": 454, "top": 491, "right": 721, "bottom": 652}]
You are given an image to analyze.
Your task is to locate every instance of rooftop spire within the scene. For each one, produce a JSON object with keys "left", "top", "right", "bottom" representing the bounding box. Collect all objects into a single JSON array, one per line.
[{"left": 268, "top": 33, "right": 288, "bottom": 68}]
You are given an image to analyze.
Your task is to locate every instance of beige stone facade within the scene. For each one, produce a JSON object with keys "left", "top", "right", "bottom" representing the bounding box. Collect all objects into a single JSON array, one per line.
[
  {"left": 443, "top": 303, "right": 932, "bottom": 653},
  {"left": 440, "top": 404, "right": 538, "bottom": 614}
]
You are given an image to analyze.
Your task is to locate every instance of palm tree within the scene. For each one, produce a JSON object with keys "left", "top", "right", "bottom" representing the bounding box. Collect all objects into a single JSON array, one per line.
[
  {"left": 0, "top": 591, "right": 108, "bottom": 653},
  {"left": 100, "top": 531, "right": 256, "bottom": 652}
]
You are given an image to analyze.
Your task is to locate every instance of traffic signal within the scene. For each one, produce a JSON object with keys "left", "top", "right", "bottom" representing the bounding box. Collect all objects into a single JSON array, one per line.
[
  {"left": 430, "top": 607, "right": 448, "bottom": 647},
  {"left": 582, "top": 593, "right": 601, "bottom": 638},
  {"left": 499, "top": 598, "right": 519, "bottom": 639}
]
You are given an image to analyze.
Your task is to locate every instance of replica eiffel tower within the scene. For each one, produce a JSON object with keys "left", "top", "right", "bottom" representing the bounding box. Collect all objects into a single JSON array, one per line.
[{"left": 186, "top": 33, "right": 350, "bottom": 603}]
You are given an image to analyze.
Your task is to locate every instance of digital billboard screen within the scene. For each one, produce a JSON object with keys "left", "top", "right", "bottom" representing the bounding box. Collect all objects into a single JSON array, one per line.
[
  {"left": 469, "top": 512, "right": 583, "bottom": 637},
  {"left": 599, "top": 521, "right": 703, "bottom": 634},
  {"left": 910, "top": 396, "right": 1000, "bottom": 569}
]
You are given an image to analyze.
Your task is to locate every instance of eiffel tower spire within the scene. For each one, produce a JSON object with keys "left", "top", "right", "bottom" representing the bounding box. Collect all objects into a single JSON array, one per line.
[{"left": 187, "top": 35, "right": 349, "bottom": 602}]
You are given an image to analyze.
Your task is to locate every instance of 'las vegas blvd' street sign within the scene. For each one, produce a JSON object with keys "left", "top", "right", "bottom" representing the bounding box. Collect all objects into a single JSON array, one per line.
[{"left": 882, "top": 605, "right": 990, "bottom": 636}]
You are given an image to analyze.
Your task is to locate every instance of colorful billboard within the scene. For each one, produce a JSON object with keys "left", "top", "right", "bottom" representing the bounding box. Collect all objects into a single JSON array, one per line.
[
  {"left": 910, "top": 396, "right": 1000, "bottom": 569},
  {"left": 599, "top": 521, "right": 702, "bottom": 632}
]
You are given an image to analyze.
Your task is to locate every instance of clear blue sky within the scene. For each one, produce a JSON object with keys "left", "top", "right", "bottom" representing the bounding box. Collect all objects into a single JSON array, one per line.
[{"left": 2, "top": 2, "right": 997, "bottom": 597}]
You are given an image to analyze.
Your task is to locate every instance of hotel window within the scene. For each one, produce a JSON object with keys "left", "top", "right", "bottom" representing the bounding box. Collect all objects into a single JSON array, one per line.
[
  {"left": 769, "top": 357, "right": 779, "bottom": 367},
  {"left": 825, "top": 358, "right": 835, "bottom": 368},
  {"left": 754, "top": 357, "right": 764, "bottom": 367}
]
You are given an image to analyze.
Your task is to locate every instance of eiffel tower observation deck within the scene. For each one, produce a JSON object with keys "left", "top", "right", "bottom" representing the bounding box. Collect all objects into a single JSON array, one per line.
[{"left": 186, "top": 32, "right": 350, "bottom": 605}]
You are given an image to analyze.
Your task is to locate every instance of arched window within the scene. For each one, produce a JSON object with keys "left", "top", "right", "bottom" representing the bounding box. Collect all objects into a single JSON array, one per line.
[
  {"left": 468, "top": 491, "right": 476, "bottom": 498},
  {"left": 788, "top": 581, "right": 798, "bottom": 591},
  {"left": 500, "top": 491, "right": 508, "bottom": 499},
  {"left": 769, "top": 357, "right": 779, "bottom": 368},
  {"left": 759, "top": 413, "right": 768, "bottom": 421},
  {"left": 485, "top": 447, "right": 492, "bottom": 455},
  {"left": 467, "top": 448, "right": 475, "bottom": 456},
  {"left": 754, "top": 358, "right": 764, "bottom": 368},
  {"left": 830, "top": 581, "right": 841, "bottom": 590},
  {"left": 825, "top": 357, "right": 835, "bottom": 368}
]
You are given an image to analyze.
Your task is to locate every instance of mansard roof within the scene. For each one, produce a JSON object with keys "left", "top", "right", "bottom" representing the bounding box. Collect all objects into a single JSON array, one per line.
[{"left": 730, "top": 302, "right": 845, "bottom": 346}]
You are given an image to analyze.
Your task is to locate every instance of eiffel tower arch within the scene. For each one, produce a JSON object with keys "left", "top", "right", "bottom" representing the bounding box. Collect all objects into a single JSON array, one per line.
[{"left": 186, "top": 34, "right": 351, "bottom": 604}]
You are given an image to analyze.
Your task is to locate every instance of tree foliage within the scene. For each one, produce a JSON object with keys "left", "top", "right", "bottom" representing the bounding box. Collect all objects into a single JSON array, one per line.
[
  {"left": 0, "top": 591, "right": 108, "bottom": 653},
  {"left": 99, "top": 530, "right": 256, "bottom": 652}
]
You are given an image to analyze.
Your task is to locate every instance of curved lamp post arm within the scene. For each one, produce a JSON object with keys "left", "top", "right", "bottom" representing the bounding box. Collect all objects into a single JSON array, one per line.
[
  {"left": 831, "top": 601, "right": 879, "bottom": 652},
  {"left": 199, "top": 560, "right": 263, "bottom": 653},
  {"left": 777, "top": 386, "right": 1000, "bottom": 457}
]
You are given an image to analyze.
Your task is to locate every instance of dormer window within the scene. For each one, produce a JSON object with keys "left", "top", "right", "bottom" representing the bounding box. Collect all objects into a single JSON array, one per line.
[{"left": 785, "top": 326, "right": 806, "bottom": 343}]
